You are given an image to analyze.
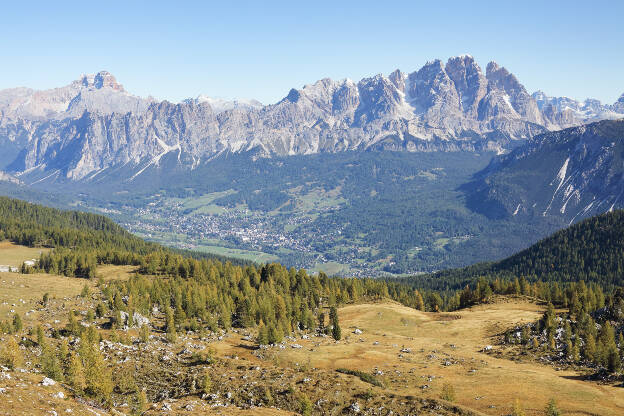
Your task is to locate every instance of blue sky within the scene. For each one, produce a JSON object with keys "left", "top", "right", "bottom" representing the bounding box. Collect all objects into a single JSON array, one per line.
[{"left": 2, "top": 1, "right": 623, "bottom": 104}]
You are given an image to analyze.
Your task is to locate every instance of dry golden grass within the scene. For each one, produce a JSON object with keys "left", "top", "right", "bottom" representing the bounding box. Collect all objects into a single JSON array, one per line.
[
  {"left": 96, "top": 264, "right": 139, "bottom": 281},
  {"left": 0, "top": 272, "right": 88, "bottom": 321},
  {"left": 0, "top": 241, "right": 49, "bottom": 267},
  {"left": 265, "top": 299, "right": 624, "bottom": 416},
  {"left": 0, "top": 256, "right": 136, "bottom": 323}
]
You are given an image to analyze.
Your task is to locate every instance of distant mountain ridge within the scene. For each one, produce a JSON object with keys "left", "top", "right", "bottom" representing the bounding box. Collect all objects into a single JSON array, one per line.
[
  {"left": 0, "top": 56, "right": 622, "bottom": 183},
  {"left": 465, "top": 119, "right": 624, "bottom": 222},
  {"left": 0, "top": 71, "right": 153, "bottom": 121}
]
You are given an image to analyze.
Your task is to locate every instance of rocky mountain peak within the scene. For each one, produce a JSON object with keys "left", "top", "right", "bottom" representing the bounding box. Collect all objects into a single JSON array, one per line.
[
  {"left": 614, "top": 93, "right": 624, "bottom": 112},
  {"left": 388, "top": 69, "right": 406, "bottom": 92},
  {"left": 445, "top": 55, "right": 486, "bottom": 115},
  {"left": 94, "top": 71, "right": 124, "bottom": 91},
  {"left": 284, "top": 88, "right": 301, "bottom": 103},
  {"left": 76, "top": 71, "right": 125, "bottom": 92},
  {"left": 485, "top": 62, "right": 522, "bottom": 93},
  {"left": 485, "top": 61, "right": 500, "bottom": 75}
]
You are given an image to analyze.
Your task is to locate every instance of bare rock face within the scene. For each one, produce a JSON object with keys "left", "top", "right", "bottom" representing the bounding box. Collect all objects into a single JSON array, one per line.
[
  {"left": 482, "top": 62, "right": 543, "bottom": 125},
  {"left": 612, "top": 93, "right": 624, "bottom": 113},
  {"left": 1, "top": 58, "right": 622, "bottom": 182},
  {"left": 444, "top": 55, "right": 487, "bottom": 117}
]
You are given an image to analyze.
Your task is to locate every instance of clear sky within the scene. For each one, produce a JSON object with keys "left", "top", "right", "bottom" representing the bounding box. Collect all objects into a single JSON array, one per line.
[{"left": 2, "top": 0, "right": 622, "bottom": 105}]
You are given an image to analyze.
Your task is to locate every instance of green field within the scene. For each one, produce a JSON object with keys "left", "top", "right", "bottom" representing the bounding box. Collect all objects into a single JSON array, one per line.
[{"left": 192, "top": 244, "right": 279, "bottom": 263}]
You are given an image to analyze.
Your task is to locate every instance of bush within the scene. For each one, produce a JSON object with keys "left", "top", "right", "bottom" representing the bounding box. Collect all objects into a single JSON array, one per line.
[
  {"left": 12, "top": 313, "right": 22, "bottom": 333},
  {"left": 545, "top": 398, "right": 561, "bottom": 416},
  {"left": 139, "top": 324, "right": 150, "bottom": 344},
  {"left": 440, "top": 382, "right": 455, "bottom": 402},
  {"left": 336, "top": 368, "right": 383, "bottom": 387},
  {"left": 299, "top": 393, "right": 313, "bottom": 416},
  {"left": 199, "top": 369, "right": 212, "bottom": 395}
]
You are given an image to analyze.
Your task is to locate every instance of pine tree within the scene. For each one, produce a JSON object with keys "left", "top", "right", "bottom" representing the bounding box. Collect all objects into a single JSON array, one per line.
[
  {"left": 257, "top": 322, "right": 269, "bottom": 345},
  {"left": 132, "top": 388, "right": 148, "bottom": 416},
  {"left": 330, "top": 306, "right": 341, "bottom": 341},
  {"left": 68, "top": 352, "right": 86, "bottom": 392},
  {"left": 317, "top": 312, "right": 325, "bottom": 333},
  {"left": 67, "top": 310, "right": 80, "bottom": 336},
  {"left": 267, "top": 323, "right": 283, "bottom": 344},
  {"left": 440, "top": 382, "right": 455, "bottom": 402},
  {"left": 81, "top": 283, "right": 90, "bottom": 298},
  {"left": 542, "top": 303, "right": 556, "bottom": 336},
  {"left": 0, "top": 337, "right": 23, "bottom": 370},
  {"left": 41, "top": 342, "right": 63, "bottom": 381},
  {"left": 572, "top": 337, "right": 581, "bottom": 362},
  {"left": 35, "top": 325, "right": 45, "bottom": 347},
  {"left": 584, "top": 333, "right": 597, "bottom": 361},
  {"left": 199, "top": 369, "right": 212, "bottom": 395},
  {"left": 83, "top": 342, "right": 113, "bottom": 407},
  {"left": 165, "top": 306, "right": 176, "bottom": 343},
  {"left": 86, "top": 309, "right": 95, "bottom": 322},
  {"left": 139, "top": 324, "right": 150, "bottom": 343},
  {"left": 607, "top": 345, "right": 621, "bottom": 372},
  {"left": 95, "top": 302, "right": 107, "bottom": 318},
  {"left": 12, "top": 313, "right": 22, "bottom": 333},
  {"left": 299, "top": 393, "right": 313, "bottom": 416},
  {"left": 545, "top": 398, "right": 561, "bottom": 416},
  {"left": 59, "top": 339, "right": 70, "bottom": 375}
]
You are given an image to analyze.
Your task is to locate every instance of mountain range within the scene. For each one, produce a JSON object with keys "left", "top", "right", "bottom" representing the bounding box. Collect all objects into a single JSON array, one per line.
[{"left": 1, "top": 55, "right": 623, "bottom": 183}]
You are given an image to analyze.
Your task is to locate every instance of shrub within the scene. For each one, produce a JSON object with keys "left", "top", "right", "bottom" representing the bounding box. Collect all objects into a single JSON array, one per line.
[
  {"left": 336, "top": 368, "right": 383, "bottom": 387},
  {"left": 299, "top": 393, "right": 313, "bottom": 416},
  {"left": 545, "top": 398, "right": 561, "bottom": 416},
  {"left": 440, "top": 382, "right": 455, "bottom": 402}
]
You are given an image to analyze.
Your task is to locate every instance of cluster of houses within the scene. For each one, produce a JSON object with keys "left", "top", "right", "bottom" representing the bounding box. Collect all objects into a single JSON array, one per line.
[{"left": 0, "top": 259, "right": 36, "bottom": 273}]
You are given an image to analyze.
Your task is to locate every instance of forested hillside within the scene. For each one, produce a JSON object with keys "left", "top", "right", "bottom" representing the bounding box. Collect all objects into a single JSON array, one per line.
[
  {"left": 411, "top": 209, "right": 624, "bottom": 292},
  {"left": 493, "top": 210, "right": 624, "bottom": 284}
]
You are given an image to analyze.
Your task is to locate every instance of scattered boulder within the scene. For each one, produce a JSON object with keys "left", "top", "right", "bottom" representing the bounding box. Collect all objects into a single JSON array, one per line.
[
  {"left": 41, "top": 377, "right": 56, "bottom": 386},
  {"left": 133, "top": 311, "right": 150, "bottom": 328}
]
